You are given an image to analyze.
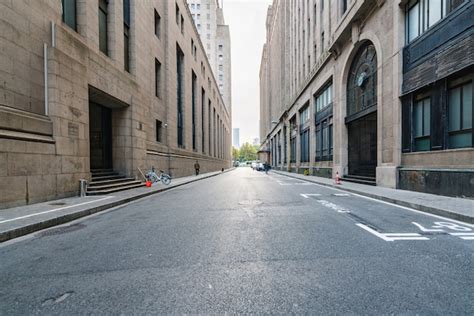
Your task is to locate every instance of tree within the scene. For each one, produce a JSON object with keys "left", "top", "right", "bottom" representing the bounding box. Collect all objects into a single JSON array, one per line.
[
  {"left": 239, "top": 142, "right": 257, "bottom": 161},
  {"left": 232, "top": 147, "right": 240, "bottom": 161}
]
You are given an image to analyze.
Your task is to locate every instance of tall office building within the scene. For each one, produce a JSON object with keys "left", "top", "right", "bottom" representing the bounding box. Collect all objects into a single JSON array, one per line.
[
  {"left": 233, "top": 128, "right": 240, "bottom": 148},
  {"left": 187, "top": 0, "right": 232, "bottom": 114}
]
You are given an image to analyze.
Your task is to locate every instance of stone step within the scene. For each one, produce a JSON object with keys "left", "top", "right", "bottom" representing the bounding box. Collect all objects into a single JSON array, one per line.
[
  {"left": 342, "top": 176, "right": 376, "bottom": 186},
  {"left": 91, "top": 171, "right": 119, "bottom": 177},
  {"left": 90, "top": 174, "right": 124, "bottom": 182},
  {"left": 87, "top": 179, "right": 143, "bottom": 191},
  {"left": 88, "top": 177, "right": 138, "bottom": 187},
  {"left": 86, "top": 182, "right": 145, "bottom": 195}
]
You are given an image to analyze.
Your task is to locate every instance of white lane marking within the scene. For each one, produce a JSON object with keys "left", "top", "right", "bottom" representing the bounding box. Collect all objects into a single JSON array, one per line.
[
  {"left": 333, "top": 193, "right": 351, "bottom": 197},
  {"left": 459, "top": 236, "right": 474, "bottom": 240},
  {"left": 356, "top": 223, "right": 429, "bottom": 241},
  {"left": 317, "top": 200, "right": 349, "bottom": 213},
  {"left": 295, "top": 183, "right": 313, "bottom": 185},
  {"left": 300, "top": 194, "right": 321, "bottom": 198},
  {"left": 0, "top": 196, "right": 114, "bottom": 224},
  {"left": 275, "top": 174, "right": 474, "bottom": 228},
  {"left": 412, "top": 222, "right": 444, "bottom": 232},
  {"left": 278, "top": 183, "right": 293, "bottom": 186},
  {"left": 449, "top": 232, "right": 474, "bottom": 236}
]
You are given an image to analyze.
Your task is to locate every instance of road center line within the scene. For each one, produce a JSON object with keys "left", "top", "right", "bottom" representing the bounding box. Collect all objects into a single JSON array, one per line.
[{"left": 0, "top": 196, "right": 115, "bottom": 224}]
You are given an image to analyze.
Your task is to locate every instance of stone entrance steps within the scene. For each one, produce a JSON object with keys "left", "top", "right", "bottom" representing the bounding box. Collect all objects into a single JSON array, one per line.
[
  {"left": 87, "top": 169, "right": 144, "bottom": 195},
  {"left": 342, "top": 174, "right": 376, "bottom": 186}
]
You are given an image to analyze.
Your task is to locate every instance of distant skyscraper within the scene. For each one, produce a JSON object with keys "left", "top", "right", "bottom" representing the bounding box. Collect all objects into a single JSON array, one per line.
[
  {"left": 187, "top": 0, "right": 232, "bottom": 113},
  {"left": 233, "top": 128, "right": 240, "bottom": 148}
]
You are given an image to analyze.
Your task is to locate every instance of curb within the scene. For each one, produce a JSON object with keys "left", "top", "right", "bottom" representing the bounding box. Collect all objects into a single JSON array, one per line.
[
  {"left": 271, "top": 170, "right": 474, "bottom": 224},
  {"left": 0, "top": 168, "right": 235, "bottom": 243}
]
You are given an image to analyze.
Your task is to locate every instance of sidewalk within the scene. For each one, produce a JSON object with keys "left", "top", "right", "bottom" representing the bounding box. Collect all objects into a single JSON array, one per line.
[
  {"left": 0, "top": 169, "right": 234, "bottom": 243},
  {"left": 271, "top": 170, "right": 474, "bottom": 224}
]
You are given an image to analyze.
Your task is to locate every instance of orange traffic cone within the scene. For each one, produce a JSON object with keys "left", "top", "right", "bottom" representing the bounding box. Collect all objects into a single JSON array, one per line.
[{"left": 335, "top": 172, "right": 341, "bottom": 185}]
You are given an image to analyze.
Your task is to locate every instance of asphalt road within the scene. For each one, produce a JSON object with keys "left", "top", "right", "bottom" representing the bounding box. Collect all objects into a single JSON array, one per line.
[{"left": 1, "top": 168, "right": 473, "bottom": 314}]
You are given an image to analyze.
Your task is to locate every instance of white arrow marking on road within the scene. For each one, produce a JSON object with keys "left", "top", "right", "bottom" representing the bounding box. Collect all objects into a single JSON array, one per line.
[
  {"left": 356, "top": 223, "right": 429, "bottom": 241},
  {"left": 412, "top": 222, "right": 444, "bottom": 232},
  {"left": 300, "top": 194, "right": 321, "bottom": 198},
  {"left": 333, "top": 193, "right": 351, "bottom": 196}
]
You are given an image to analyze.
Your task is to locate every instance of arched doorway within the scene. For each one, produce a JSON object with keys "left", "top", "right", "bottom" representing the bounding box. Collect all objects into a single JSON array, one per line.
[{"left": 346, "top": 42, "right": 377, "bottom": 178}]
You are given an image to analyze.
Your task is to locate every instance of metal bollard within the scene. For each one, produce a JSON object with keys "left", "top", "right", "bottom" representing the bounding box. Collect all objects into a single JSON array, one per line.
[{"left": 79, "top": 179, "right": 88, "bottom": 197}]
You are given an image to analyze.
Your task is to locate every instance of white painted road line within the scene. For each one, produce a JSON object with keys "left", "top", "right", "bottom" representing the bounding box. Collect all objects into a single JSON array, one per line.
[
  {"left": 276, "top": 174, "right": 474, "bottom": 228},
  {"left": 356, "top": 223, "right": 429, "bottom": 242},
  {"left": 449, "top": 232, "right": 474, "bottom": 236},
  {"left": 300, "top": 194, "right": 321, "bottom": 198},
  {"left": 333, "top": 193, "right": 351, "bottom": 197},
  {"left": 0, "top": 196, "right": 115, "bottom": 225},
  {"left": 459, "top": 236, "right": 474, "bottom": 240}
]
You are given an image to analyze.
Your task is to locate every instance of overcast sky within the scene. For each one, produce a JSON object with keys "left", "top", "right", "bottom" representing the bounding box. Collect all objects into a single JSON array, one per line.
[{"left": 223, "top": 0, "right": 272, "bottom": 145}]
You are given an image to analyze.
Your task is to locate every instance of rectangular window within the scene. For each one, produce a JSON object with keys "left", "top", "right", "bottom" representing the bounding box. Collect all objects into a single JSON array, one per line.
[
  {"left": 448, "top": 81, "right": 473, "bottom": 148},
  {"left": 181, "top": 15, "right": 184, "bottom": 34},
  {"left": 123, "top": 0, "right": 130, "bottom": 72},
  {"left": 192, "top": 71, "right": 197, "bottom": 151},
  {"left": 290, "top": 137, "right": 297, "bottom": 163},
  {"left": 156, "top": 120, "right": 162, "bottom": 142},
  {"left": 155, "top": 10, "right": 161, "bottom": 38},
  {"left": 342, "top": 0, "right": 348, "bottom": 14},
  {"left": 209, "top": 101, "right": 212, "bottom": 155},
  {"left": 218, "top": 44, "right": 223, "bottom": 51},
  {"left": 202, "top": 88, "right": 206, "bottom": 153},
  {"left": 177, "top": 44, "right": 185, "bottom": 147},
  {"left": 300, "top": 106, "right": 309, "bottom": 123},
  {"left": 99, "top": 0, "right": 108, "bottom": 55},
  {"left": 315, "top": 83, "right": 333, "bottom": 112},
  {"left": 155, "top": 59, "right": 161, "bottom": 98},
  {"left": 413, "top": 97, "right": 431, "bottom": 151},
  {"left": 300, "top": 129, "right": 310, "bottom": 163},
  {"left": 283, "top": 126, "right": 288, "bottom": 163},
  {"left": 315, "top": 117, "right": 333, "bottom": 161},
  {"left": 62, "top": 0, "right": 76, "bottom": 30},
  {"left": 176, "top": 3, "right": 180, "bottom": 25}
]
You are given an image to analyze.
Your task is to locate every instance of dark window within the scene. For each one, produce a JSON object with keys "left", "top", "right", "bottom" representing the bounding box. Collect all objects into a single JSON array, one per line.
[
  {"left": 290, "top": 137, "right": 296, "bottom": 163},
  {"left": 406, "top": 0, "right": 467, "bottom": 44},
  {"left": 124, "top": 26, "right": 130, "bottom": 72},
  {"left": 202, "top": 88, "right": 206, "bottom": 153},
  {"left": 123, "top": 0, "right": 130, "bottom": 26},
  {"left": 155, "top": 10, "right": 161, "bottom": 39},
  {"left": 213, "top": 108, "right": 217, "bottom": 157},
  {"left": 155, "top": 59, "right": 161, "bottom": 98},
  {"left": 315, "top": 117, "right": 333, "bottom": 161},
  {"left": 448, "top": 81, "right": 473, "bottom": 148},
  {"left": 62, "top": 0, "right": 76, "bottom": 30},
  {"left": 342, "top": 0, "right": 348, "bottom": 14},
  {"left": 176, "top": 44, "right": 185, "bottom": 147},
  {"left": 283, "top": 126, "right": 288, "bottom": 163},
  {"left": 176, "top": 3, "right": 180, "bottom": 25},
  {"left": 413, "top": 96, "right": 431, "bottom": 151},
  {"left": 300, "top": 128, "right": 310, "bottom": 163},
  {"left": 181, "top": 15, "right": 185, "bottom": 34},
  {"left": 192, "top": 71, "right": 197, "bottom": 151},
  {"left": 99, "top": 0, "right": 108, "bottom": 55},
  {"left": 278, "top": 132, "right": 282, "bottom": 164},
  {"left": 156, "top": 120, "right": 162, "bottom": 142},
  {"left": 208, "top": 101, "right": 212, "bottom": 155}
]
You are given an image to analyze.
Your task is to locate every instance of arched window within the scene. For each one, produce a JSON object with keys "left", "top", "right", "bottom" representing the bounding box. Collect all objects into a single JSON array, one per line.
[{"left": 347, "top": 43, "right": 377, "bottom": 117}]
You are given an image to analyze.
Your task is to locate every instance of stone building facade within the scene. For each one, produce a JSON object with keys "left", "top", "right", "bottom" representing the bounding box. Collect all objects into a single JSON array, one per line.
[
  {"left": 0, "top": 0, "right": 232, "bottom": 209},
  {"left": 260, "top": 0, "right": 473, "bottom": 197},
  {"left": 187, "top": 0, "right": 232, "bottom": 113}
]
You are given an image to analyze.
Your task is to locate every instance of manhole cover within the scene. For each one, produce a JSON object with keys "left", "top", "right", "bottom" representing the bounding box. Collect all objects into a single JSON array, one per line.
[{"left": 49, "top": 202, "right": 66, "bottom": 206}]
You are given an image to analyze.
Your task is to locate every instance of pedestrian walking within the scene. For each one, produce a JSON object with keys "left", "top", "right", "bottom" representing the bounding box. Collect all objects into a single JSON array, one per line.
[{"left": 194, "top": 160, "right": 200, "bottom": 176}]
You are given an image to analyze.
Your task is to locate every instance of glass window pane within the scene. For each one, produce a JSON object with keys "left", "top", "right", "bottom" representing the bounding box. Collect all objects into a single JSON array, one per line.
[
  {"left": 63, "top": 0, "right": 76, "bottom": 30},
  {"left": 423, "top": 99, "right": 431, "bottom": 136},
  {"left": 328, "top": 85, "right": 332, "bottom": 104},
  {"left": 428, "top": 0, "right": 442, "bottom": 27},
  {"left": 99, "top": 10, "right": 107, "bottom": 54},
  {"left": 414, "top": 101, "right": 423, "bottom": 137},
  {"left": 449, "top": 87, "right": 461, "bottom": 131},
  {"left": 408, "top": 3, "right": 420, "bottom": 42},
  {"left": 450, "top": 133, "right": 472, "bottom": 148},
  {"left": 462, "top": 83, "right": 472, "bottom": 129}
]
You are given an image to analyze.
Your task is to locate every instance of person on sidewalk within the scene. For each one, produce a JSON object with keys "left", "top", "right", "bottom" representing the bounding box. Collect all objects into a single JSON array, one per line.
[{"left": 194, "top": 160, "right": 200, "bottom": 176}]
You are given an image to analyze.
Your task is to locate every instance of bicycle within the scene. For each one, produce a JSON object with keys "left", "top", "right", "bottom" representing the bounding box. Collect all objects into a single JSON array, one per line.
[{"left": 145, "top": 167, "right": 172, "bottom": 185}]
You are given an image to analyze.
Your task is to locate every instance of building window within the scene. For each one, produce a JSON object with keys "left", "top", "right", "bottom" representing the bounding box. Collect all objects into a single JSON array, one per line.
[
  {"left": 207, "top": 33, "right": 211, "bottom": 40},
  {"left": 448, "top": 80, "right": 473, "bottom": 148},
  {"left": 181, "top": 15, "right": 184, "bottom": 34},
  {"left": 176, "top": 3, "right": 180, "bottom": 25},
  {"left": 413, "top": 96, "right": 431, "bottom": 151},
  {"left": 62, "top": 0, "right": 76, "bottom": 31},
  {"left": 207, "top": 24, "right": 211, "bottom": 30},
  {"left": 218, "top": 54, "right": 223, "bottom": 61},
  {"left": 177, "top": 44, "right": 185, "bottom": 147},
  {"left": 218, "top": 44, "right": 223, "bottom": 51},
  {"left": 191, "top": 4, "right": 195, "bottom": 10},
  {"left": 192, "top": 71, "right": 197, "bottom": 151},
  {"left": 283, "top": 125, "right": 288, "bottom": 163},
  {"left": 300, "top": 106, "right": 310, "bottom": 123},
  {"left": 202, "top": 88, "right": 206, "bottom": 153},
  {"left": 315, "top": 83, "right": 332, "bottom": 112},
  {"left": 156, "top": 120, "right": 163, "bottom": 142},
  {"left": 342, "top": 0, "right": 348, "bottom": 14},
  {"left": 197, "top": 4, "right": 201, "bottom": 9},
  {"left": 406, "top": 0, "right": 467, "bottom": 44},
  {"left": 123, "top": 0, "right": 130, "bottom": 72},
  {"left": 300, "top": 128, "right": 310, "bottom": 163},
  {"left": 99, "top": 0, "right": 108, "bottom": 55},
  {"left": 155, "top": 59, "right": 161, "bottom": 98},
  {"left": 219, "top": 64, "right": 223, "bottom": 71},
  {"left": 315, "top": 117, "right": 333, "bottom": 161},
  {"left": 155, "top": 10, "right": 161, "bottom": 39}
]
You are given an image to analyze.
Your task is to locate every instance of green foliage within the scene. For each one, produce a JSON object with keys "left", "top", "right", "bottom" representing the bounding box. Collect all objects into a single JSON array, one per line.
[
  {"left": 232, "top": 147, "right": 240, "bottom": 161},
  {"left": 239, "top": 142, "right": 258, "bottom": 161}
]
